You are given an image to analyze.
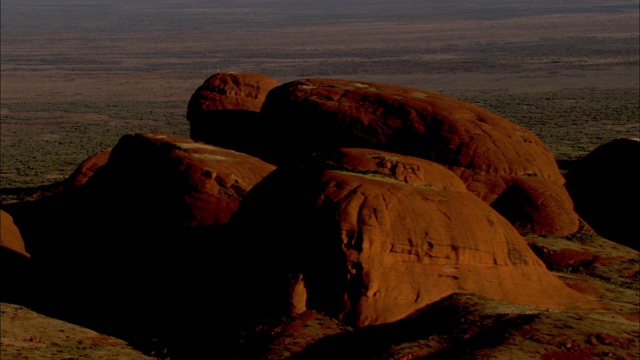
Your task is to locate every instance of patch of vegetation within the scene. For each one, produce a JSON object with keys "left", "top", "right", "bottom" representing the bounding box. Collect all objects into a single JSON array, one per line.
[
  {"left": 3, "top": 100, "right": 187, "bottom": 121},
  {"left": 452, "top": 87, "right": 640, "bottom": 161},
  {"left": 0, "top": 101, "right": 189, "bottom": 195},
  {"left": 1, "top": 87, "right": 638, "bottom": 202}
]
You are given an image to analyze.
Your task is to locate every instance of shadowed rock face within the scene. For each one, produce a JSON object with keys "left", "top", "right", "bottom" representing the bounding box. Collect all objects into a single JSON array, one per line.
[
  {"left": 188, "top": 72, "right": 281, "bottom": 113},
  {"left": 187, "top": 72, "right": 281, "bottom": 155},
  {"left": 99, "top": 132, "right": 277, "bottom": 227},
  {"left": 258, "top": 78, "right": 579, "bottom": 237},
  {"left": 2, "top": 132, "right": 276, "bottom": 353},
  {"left": 230, "top": 148, "right": 591, "bottom": 327},
  {"left": 564, "top": 138, "right": 640, "bottom": 250},
  {"left": 491, "top": 176, "right": 580, "bottom": 236},
  {"left": 1, "top": 209, "right": 31, "bottom": 305},
  {"left": 66, "top": 149, "right": 112, "bottom": 187}
]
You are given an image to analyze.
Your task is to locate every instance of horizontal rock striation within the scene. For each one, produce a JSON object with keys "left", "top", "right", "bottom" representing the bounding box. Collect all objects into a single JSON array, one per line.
[{"left": 230, "top": 148, "right": 592, "bottom": 327}]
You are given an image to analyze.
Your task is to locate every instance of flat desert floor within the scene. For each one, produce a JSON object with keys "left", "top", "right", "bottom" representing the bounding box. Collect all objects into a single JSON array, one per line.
[{"left": 1, "top": 0, "right": 638, "bottom": 193}]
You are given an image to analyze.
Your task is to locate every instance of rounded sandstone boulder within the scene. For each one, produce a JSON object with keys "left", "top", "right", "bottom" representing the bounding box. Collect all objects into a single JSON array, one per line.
[
  {"left": 66, "top": 149, "right": 112, "bottom": 187},
  {"left": 187, "top": 72, "right": 281, "bottom": 155},
  {"left": 188, "top": 72, "right": 281, "bottom": 113},
  {"left": 230, "top": 148, "right": 591, "bottom": 327},
  {"left": 0, "top": 209, "right": 30, "bottom": 259},
  {"left": 259, "top": 78, "right": 578, "bottom": 236}
]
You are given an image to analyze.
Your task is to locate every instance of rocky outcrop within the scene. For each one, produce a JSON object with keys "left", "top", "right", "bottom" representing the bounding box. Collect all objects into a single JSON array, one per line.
[
  {"left": 257, "top": 78, "right": 579, "bottom": 236},
  {"left": 564, "top": 138, "right": 640, "bottom": 250},
  {"left": 96, "top": 132, "right": 277, "bottom": 227},
  {"left": 66, "top": 149, "right": 112, "bottom": 187},
  {"left": 1, "top": 209, "right": 30, "bottom": 259},
  {"left": 2, "top": 132, "right": 276, "bottom": 353},
  {"left": 491, "top": 176, "right": 580, "bottom": 236},
  {"left": 230, "top": 148, "right": 592, "bottom": 327},
  {"left": 1, "top": 209, "right": 31, "bottom": 303},
  {"left": 187, "top": 72, "right": 281, "bottom": 155}
]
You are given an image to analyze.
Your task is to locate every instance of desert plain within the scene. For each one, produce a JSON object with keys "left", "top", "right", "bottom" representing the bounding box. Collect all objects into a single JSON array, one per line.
[
  {"left": 1, "top": 0, "right": 639, "bottom": 193},
  {"left": 1, "top": 0, "right": 639, "bottom": 359}
]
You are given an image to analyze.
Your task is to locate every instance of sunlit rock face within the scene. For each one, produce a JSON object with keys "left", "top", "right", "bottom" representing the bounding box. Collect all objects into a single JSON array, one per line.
[
  {"left": 1, "top": 208, "right": 31, "bottom": 304},
  {"left": 188, "top": 72, "right": 281, "bottom": 113},
  {"left": 187, "top": 72, "right": 281, "bottom": 156},
  {"left": 1, "top": 209, "right": 30, "bottom": 259},
  {"left": 259, "top": 78, "right": 579, "bottom": 236},
  {"left": 564, "top": 137, "right": 640, "bottom": 250},
  {"left": 230, "top": 148, "right": 590, "bottom": 327}
]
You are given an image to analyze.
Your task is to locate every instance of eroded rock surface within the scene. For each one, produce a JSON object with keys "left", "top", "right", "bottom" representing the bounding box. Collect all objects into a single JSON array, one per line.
[
  {"left": 259, "top": 78, "right": 579, "bottom": 236},
  {"left": 491, "top": 176, "right": 580, "bottom": 236},
  {"left": 187, "top": 72, "right": 281, "bottom": 155},
  {"left": 231, "top": 148, "right": 592, "bottom": 327},
  {"left": 188, "top": 71, "right": 281, "bottom": 113},
  {"left": 1, "top": 133, "right": 276, "bottom": 356},
  {"left": 0, "top": 209, "right": 30, "bottom": 259},
  {"left": 0, "top": 209, "right": 31, "bottom": 304},
  {"left": 99, "top": 132, "right": 276, "bottom": 227}
]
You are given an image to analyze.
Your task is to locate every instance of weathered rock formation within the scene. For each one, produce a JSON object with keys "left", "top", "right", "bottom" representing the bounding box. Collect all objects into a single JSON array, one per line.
[
  {"left": 1, "top": 209, "right": 30, "bottom": 259},
  {"left": 0, "top": 209, "right": 31, "bottom": 303},
  {"left": 230, "top": 148, "right": 592, "bottom": 327},
  {"left": 187, "top": 72, "right": 281, "bottom": 155},
  {"left": 2, "top": 133, "right": 276, "bottom": 354},
  {"left": 564, "top": 138, "right": 640, "bottom": 250},
  {"left": 491, "top": 176, "right": 580, "bottom": 236},
  {"left": 66, "top": 149, "right": 112, "bottom": 187},
  {"left": 96, "top": 132, "right": 277, "bottom": 227},
  {"left": 188, "top": 72, "right": 281, "bottom": 113},
  {"left": 256, "top": 77, "right": 579, "bottom": 237}
]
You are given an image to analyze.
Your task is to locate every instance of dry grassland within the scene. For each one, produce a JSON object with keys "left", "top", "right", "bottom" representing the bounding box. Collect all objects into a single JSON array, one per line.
[{"left": 1, "top": 0, "right": 639, "bottom": 193}]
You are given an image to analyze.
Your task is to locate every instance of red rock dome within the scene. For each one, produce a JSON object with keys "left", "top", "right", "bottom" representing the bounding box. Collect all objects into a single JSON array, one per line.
[
  {"left": 231, "top": 148, "right": 592, "bottom": 327},
  {"left": 100, "top": 132, "right": 277, "bottom": 226},
  {"left": 0, "top": 209, "right": 30, "bottom": 259},
  {"left": 258, "top": 78, "right": 578, "bottom": 236},
  {"left": 187, "top": 72, "right": 281, "bottom": 155},
  {"left": 188, "top": 71, "right": 281, "bottom": 113}
]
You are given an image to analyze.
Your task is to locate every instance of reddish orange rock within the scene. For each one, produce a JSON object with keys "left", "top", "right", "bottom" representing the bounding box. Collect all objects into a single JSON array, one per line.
[
  {"left": 188, "top": 72, "right": 281, "bottom": 113},
  {"left": 0, "top": 209, "right": 30, "bottom": 258},
  {"left": 232, "top": 148, "right": 593, "bottom": 327},
  {"left": 187, "top": 72, "right": 281, "bottom": 155},
  {"left": 259, "top": 78, "right": 578, "bottom": 237},
  {"left": 66, "top": 149, "right": 112, "bottom": 187},
  {"left": 260, "top": 78, "right": 564, "bottom": 195},
  {"left": 0, "top": 133, "right": 278, "bottom": 341}
]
